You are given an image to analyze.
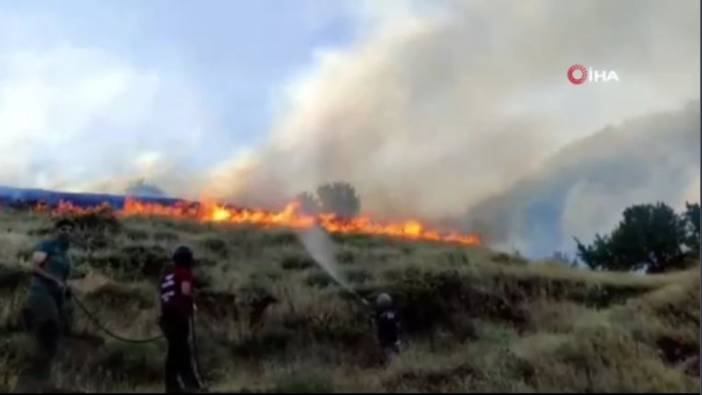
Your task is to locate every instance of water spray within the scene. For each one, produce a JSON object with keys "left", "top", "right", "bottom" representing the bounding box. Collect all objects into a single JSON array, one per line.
[{"left": 297, "top": 225, "right": 372, "bottom": 309}]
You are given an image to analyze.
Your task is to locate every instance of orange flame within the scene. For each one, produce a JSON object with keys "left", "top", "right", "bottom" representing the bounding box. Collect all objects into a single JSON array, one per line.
[{"left": 48, "top": 197, "right": 481, "bottom": 246}]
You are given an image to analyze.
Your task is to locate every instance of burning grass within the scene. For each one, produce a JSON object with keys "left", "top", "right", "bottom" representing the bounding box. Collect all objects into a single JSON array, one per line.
[
  {"left": 48, "top": 198, "right": 483, "bottom": 247},
  {"left": 0, "top": 208, "right": 697, "bottom": 392}
]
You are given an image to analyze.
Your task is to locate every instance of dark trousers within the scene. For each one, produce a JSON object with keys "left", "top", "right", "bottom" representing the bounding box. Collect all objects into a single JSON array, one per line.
[
  {"left": 14, "top": 309, "right": 60, "bottom": 392},
  {"left": 160, "top": 313, "right": 201, "bottom": 393}
]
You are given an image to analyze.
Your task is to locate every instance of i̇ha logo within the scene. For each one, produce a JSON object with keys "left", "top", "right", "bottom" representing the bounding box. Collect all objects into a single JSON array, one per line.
[{"left": 567, "top": 64, "right": 619, "bottom": 85}]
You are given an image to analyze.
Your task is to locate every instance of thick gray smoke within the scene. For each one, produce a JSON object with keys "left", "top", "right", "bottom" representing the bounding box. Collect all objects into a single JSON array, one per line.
[
  {"left": 461, "top": 101, "right": 700, "bottom": 258},
  {"left": 204, "top": 0, "right": 699, "bottom": 255}
]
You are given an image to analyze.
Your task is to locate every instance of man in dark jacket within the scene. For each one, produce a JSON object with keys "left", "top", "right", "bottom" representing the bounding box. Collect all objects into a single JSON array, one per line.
[{"left": 159, "top": 246, "right": 203, "bottom": 393}]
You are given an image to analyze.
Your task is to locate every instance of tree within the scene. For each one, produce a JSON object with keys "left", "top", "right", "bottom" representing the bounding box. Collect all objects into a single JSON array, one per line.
[
  {"left": 316, "top": 181, "right": 361, "bottom": 218},
  {"left": 126, "top": 178, "right": 166, "bottom": 198},
  {"left": 295, "top": 191, "right": 320, "bottom": 215},
  {"left": 575, "top": 202, "right": 688, "bottom": 273},
  {"left": 682, "top": 202, "right": 700, "bottom": 254}
]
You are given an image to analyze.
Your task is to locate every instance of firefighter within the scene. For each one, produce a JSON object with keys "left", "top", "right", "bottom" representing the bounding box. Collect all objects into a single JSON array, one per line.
[
  {"left": 15, "top": 218, "right": 76, "bottom": 392},
  {"left": 374, "top": 292, "right": 402, "bottom": 364},
  {"left": 159, "top": 245, "right": 204, "bottom": 393}
]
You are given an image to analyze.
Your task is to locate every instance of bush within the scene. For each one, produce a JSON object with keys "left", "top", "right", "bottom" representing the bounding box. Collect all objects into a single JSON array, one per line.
[
  {"left": 265, "top": 230, "right": 299, "bottom": 246},
  {"left": 388, "top": 268, "right": 454, "bottom": 334},
  {"left": 152, "top": 231, "right": 179, "bottom": 242},
  {"left": 250, "top": 270, "right": 282, "bottom": 282},
  {"left": 345, "top": 269, "right": 373, "bottom": 285},
  {"left": 281, "top": 254, "right": 315, "bottom": 271},
  {"left": 195, "top": 257, "right": 218, "bottom": 268},
  {"left": 96, "top": 245, "right": 168, "bottom": 280},
  {"left": 440, "top": 249, "right": 468, "bottom": 265},
  {"left": 194, "top": 267, "right": 214, "bottom": 289},
  {"left": 306, "top": 271, "right": 333, "bottom": 288},
  {"left": 330, "top": 233, "right": 388, "bottom": 248},
  {"left": 55, "top": 205, "right": 122, "bottom": 242},
  {"left": 125, "top": 228, "right": 149, "bottom": 242},
  {"left": 335, "top": 249, "right": 355, "bottom": 264},
  {"left": 200, "top": 237, "right": 228, "bottom": 257}
]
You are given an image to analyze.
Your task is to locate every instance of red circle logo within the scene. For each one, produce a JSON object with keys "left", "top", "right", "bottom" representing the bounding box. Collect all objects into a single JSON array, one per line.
[{"left": 567, "top": 64, "right": 588, "bottom": 85}]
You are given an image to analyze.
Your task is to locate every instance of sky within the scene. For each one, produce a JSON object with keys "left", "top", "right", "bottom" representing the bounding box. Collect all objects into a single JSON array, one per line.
[
  {"left": 0, "top": 0, "right": 371, "bottom": 188},
  {"left": 0, "top": 0, "right": 699, "bottom": 256}
]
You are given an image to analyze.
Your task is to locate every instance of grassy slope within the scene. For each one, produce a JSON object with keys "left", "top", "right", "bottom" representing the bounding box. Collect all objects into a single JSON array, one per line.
[{"left": 0, "top": 208, "right": 698, "bottom": 392}]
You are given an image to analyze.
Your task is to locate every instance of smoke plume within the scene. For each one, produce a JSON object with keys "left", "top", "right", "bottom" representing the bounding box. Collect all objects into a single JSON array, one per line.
[
  {"left": 461, "top": 101, "right": 700, "bottom": 257},
  {"left": 204, "top": 0, "right": 699, "bottom": 255}
]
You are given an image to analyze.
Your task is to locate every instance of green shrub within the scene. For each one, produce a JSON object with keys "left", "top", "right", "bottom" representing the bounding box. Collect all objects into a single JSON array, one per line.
[
  {"left": 112, "top": 245, "right": 169, "bottom": 280},
  {"left": 248, "top": 269, "right": 283, "bottom": 284},
  {"left": 200, "top": 237, "right": 228, "bottom": 257},
  {"left": 305, "top": 271, "right": 333, "bottom": 288},
  {"left": 125, "top": 228, "right": 149, "bottom": 241},
  {"left": 194, "top": 267, "right": 214, "bottom": 290},
  {"left": 387, "top": 268, "right": 459, "bottom": 333},
  {"left": 196, "top": 257, "right": 218, "bottom": 268},
  {"left": 264, "top": 231, "right": 299, "bottom": 246},
  {"left": 441, "top": 249, "right": 469, "bottom": 265},
  {"left": 335, "top": 249, "right": 355, "bottom": 264},
  {"left": 69, "top": 205, "right": 122, "bottom": 234},
  {"left": 345, "top": 269, "right": 373, "bottom": 285},
  {"left": 281, "top": 254, "right": 315, "bottom": 271},
  {"left": 152, "top": 231, "right": 179, "bottom": 242}
]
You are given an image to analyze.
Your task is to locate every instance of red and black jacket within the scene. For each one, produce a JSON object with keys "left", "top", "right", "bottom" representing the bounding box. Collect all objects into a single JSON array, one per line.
[{"left": 160, "top": 265, "right": 195, "bottom": 317}]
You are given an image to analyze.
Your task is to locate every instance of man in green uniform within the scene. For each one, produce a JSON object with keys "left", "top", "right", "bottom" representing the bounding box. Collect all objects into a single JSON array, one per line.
[{"left": 14, "top": 218, "right": 76, "bottom": 392}]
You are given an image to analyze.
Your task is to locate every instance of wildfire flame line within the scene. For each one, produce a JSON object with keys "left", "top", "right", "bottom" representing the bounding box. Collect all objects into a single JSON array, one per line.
[{"left": 43, "top": 198, "right": 481, "bottom": 246}]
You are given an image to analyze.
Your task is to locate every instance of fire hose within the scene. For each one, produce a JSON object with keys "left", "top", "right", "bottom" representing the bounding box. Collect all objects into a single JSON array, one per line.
[
  {"left": 70, "top": 289, "right": 207, "bottom": 389},
  {"left": 70, "top": 290, "right": 165, "bottom": 344}
]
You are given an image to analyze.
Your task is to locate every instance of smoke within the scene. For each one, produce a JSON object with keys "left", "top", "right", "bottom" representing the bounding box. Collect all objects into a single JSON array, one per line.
[
  {"left": 461, "top": 101, "right": 700, "bottom": 258},
  {"left": 205, "top": 0, "right": 699, "bottom": 226}
]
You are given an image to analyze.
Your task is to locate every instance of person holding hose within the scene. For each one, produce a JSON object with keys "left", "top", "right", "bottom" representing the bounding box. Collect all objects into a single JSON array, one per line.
[
  {"left": 159, "top": 245, "right": 204, "bottom": 393},
  {"left": 374, "top": 292, "right": 403, "bottom": 364},
  {"left": 15, "top": 218, "right": 76, "bottom": 392}
]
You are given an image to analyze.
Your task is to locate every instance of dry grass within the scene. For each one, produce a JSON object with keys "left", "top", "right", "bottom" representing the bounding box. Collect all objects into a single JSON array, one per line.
[{"left": 0, "top": 207, "right": 698, "bottom": 392}]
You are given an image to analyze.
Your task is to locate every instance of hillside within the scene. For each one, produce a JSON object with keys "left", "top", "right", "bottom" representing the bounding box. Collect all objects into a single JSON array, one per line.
[{"left": 0, "top": 207, "right": 699, "bottom": 392}]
